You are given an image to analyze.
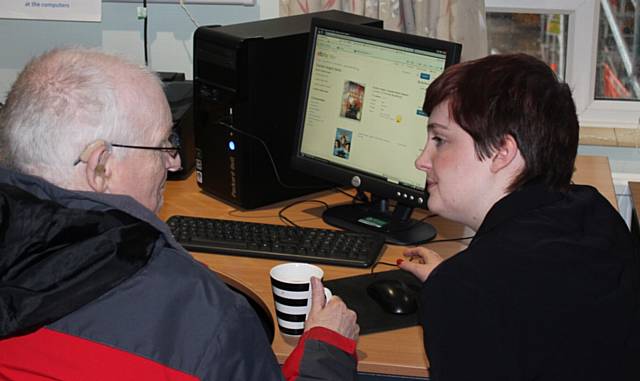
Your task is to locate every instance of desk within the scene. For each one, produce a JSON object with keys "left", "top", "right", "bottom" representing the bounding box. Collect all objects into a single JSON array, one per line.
[
  {"left": 158, "top": 155, "right": 616, "bottom": 378},
  {"left": 630, "top": 181, "right": 640, "bottom": 238}
]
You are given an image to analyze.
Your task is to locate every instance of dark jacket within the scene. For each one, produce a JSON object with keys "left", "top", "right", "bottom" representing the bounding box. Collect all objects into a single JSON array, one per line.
[
  {"left": 0, "top": 168, "right": 357, "bottom": 380},
  {"left": 420, "top": 182, "right": 640, "bottom": 381}
]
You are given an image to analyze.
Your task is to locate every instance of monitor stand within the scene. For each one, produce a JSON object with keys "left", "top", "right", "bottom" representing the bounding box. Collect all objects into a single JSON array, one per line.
[{"left": 322, "top": 197, "right": 437, "bottom": 246}]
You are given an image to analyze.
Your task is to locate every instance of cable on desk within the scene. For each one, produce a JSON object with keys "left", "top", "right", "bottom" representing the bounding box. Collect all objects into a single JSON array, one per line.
[
  {"left": 334, "top": 187, "right": 358, "bottom": 201},
  {"left": 425, "top": 236, "right": 474, "bottom": 244},
  {"left": 370, "top": 261, "right": 398, "bottom": 274},
  {"left": 278, "top": 199, "right": 329, "bottom": 227}
]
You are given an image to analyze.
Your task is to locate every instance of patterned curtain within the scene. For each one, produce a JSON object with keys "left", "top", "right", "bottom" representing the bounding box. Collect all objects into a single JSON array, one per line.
[{"left": 280, "top": 0, "right": 488, "bottom": 61}]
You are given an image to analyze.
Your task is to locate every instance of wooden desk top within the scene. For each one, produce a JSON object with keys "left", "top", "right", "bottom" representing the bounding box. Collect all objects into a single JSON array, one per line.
[{"left": 158, "top": 155, "right": 616, "bottom": 378}]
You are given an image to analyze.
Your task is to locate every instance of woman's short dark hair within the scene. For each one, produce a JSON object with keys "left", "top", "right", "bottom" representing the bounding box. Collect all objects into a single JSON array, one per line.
[{"left": 423, "top": 53, "right": 579, "bottom": 192}]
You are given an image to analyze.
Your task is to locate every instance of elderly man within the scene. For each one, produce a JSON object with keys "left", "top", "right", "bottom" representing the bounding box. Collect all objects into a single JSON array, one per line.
[{"left": 0, "top": 48, "right": 358, "bottom": 380}]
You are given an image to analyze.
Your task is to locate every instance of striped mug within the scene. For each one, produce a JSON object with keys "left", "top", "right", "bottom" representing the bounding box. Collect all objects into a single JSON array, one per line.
[{"left": 270, "top": 262, "right": 332, "bottom": 336}]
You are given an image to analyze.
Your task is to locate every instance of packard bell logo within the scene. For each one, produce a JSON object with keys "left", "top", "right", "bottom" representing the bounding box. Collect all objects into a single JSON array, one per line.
[{"left": 229, "top": 156, "right": 237, "bottom": 198}]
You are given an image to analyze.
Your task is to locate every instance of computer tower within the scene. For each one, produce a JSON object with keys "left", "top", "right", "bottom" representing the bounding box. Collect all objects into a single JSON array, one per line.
[{"left": 193, "top": 10, "right": 383, "bottom": 209}]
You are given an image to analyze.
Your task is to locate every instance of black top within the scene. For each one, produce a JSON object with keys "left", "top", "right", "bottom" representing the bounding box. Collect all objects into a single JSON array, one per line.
[{"left": 420, "top": 182, "right": 640, "bottom": 381}]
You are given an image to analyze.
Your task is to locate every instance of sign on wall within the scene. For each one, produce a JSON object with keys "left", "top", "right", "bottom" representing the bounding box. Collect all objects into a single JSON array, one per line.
[
  {"left": 106, "top": 0, "right": 256, "bottom": 5},
  {"left": 0, "top": 0, "right": 101, "bottom": 22}
]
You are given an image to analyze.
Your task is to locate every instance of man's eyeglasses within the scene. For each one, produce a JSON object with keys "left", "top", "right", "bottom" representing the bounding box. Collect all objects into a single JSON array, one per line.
[
  {"left": 110, "top": 132, "right": 181, "bottom": 159},
  {"left": 73, "top": 132, "right": 181, "bottom": 166}
]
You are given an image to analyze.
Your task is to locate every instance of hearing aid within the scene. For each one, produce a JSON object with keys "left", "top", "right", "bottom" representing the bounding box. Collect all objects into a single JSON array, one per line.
[{"left": 73, "top": 139, "right": 111, "bottom": 166}]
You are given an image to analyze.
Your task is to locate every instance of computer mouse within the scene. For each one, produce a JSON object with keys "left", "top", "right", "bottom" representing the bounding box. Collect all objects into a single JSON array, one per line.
[{"left": 366, "top": 279, "right": 418, "bottom": 315}]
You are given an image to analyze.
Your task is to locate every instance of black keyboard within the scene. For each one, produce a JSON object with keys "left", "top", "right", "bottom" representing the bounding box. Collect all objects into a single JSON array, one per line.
[{"left": 166, "top": 215, "right": 386, "bottom": 268}]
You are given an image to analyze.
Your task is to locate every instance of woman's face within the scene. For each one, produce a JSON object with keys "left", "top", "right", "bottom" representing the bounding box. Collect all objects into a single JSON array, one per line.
[{"left": 414, "top": 101, "right": 493, "bottom": 227}]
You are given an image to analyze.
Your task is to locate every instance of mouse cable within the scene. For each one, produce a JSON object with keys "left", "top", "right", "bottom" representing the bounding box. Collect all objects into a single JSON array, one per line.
[
  {"left": 370, "top": 261, "right": 398, "bottom": 274},
  {"left": 278, "top": 199, "right": 329, "bottom": 227},
  {"left": 425, "top": 236, "right": 474, "bottom": 244},
  {"left": 218, "top": 120, "right": 332, "bottom": 190}
]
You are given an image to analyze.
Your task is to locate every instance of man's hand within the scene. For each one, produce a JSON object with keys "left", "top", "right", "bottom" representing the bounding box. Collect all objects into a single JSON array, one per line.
[
  {"left": 304, "top": 277, "right": 359, "bottom": 340},
  {"left": 398, "top": 246, "right": 444, "bottom": 282}
]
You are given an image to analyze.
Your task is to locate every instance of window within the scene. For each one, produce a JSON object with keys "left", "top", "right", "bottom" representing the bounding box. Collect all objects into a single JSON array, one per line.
[
  {"left": 487, "top": 13, "right": 569, "bottom": 80},
  {"left": 486, "top": 0, "right": 640, "bottom": 128},
  {"left": 596, "top": 0, "right": 639, "bottom": 101}
]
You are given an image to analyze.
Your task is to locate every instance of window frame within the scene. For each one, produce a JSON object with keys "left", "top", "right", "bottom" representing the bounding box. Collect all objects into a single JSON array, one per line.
[{"left": 486, "top": 0, "right": 638, "bottom": 128}]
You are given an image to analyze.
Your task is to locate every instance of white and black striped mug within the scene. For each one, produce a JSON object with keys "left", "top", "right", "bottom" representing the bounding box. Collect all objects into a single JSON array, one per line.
[{"left": 270, "top": 262, "right": 333, "bottom": 337}]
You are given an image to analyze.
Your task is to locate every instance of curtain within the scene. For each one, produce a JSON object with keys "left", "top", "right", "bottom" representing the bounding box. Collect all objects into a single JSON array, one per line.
[{"left": 280, "top": 0, "right": 488, "bottom": 61}]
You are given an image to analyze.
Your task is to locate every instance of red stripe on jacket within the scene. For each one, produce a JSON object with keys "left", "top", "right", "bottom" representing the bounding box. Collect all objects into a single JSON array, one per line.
[
  {"left": 282, "top": 327, "right": 357, "bottom": 380},
  {"left": 0, "top": 327, "right": 198, "bottom": 381}
]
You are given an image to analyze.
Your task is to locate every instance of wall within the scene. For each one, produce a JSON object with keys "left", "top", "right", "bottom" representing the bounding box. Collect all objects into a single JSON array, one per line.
[
  {"left": 0, "top": 0, "right": 278, "bottom": 100},
  {"left": 1, "top": 3, "right": 638, "bottom": 224}
]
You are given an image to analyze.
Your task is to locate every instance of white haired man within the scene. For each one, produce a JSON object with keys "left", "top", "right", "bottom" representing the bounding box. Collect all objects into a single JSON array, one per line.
[{"left": 0, "top": 48, "right": 359, "bottom": 380}]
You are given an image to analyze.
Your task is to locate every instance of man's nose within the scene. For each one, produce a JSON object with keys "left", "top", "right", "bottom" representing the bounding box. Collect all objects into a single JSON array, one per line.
[{"left": 166, "top": 151, "right": 182, "bottom": 172}]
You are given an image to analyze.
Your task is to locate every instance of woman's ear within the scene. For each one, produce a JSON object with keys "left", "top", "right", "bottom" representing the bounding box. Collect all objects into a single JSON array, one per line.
[
  {"left": 490, "top": 134, "right": 521, "bottom": 174},
  {"left": 83, "top": 140, "right": 113, "bottom": 193}
]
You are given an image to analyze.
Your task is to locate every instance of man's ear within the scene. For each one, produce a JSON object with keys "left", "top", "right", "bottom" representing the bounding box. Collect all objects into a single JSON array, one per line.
[
  {"left": 84, "top": 141, "right": 112, "bottom": 193},
  {"left": 490, "top": 134, "right": 520, "bottom": 173}
]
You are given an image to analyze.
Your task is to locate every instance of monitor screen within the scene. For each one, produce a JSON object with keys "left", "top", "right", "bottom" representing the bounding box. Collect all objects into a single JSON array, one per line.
[{"left": 293, "top": 18, "right": 461, "bottom": 245}]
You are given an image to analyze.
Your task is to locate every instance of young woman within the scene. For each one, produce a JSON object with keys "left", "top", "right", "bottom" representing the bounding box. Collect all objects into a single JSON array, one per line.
[{"left": 400, "top": 53, "right": 640, "bottom": 381}]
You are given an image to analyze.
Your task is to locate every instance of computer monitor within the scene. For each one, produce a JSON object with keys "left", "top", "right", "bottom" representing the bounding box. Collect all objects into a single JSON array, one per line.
[{"left": 292, "top": 18, "right": 462, "bottom": 245}]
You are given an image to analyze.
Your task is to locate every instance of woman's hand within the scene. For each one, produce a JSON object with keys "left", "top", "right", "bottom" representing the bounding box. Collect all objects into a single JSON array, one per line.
[{"left": 397, "top": 246, "right": 444, "bottom": 282}]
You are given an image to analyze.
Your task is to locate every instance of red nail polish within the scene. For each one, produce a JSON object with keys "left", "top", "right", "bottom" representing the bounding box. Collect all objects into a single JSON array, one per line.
[{"left": 396, "top": 258, "right": 404, "bottom": 265}]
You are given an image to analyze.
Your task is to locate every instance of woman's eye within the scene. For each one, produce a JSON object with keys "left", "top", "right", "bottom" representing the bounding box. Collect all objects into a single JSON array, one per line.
[{"left": 431, "top": 136, "right": 445, "bottom": 146}]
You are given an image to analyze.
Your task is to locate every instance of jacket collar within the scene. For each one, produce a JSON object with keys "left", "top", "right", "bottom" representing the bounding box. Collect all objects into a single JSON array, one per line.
[
  {"left": 0, "top": 166, "right": 174, "bottom": 239},
  {"left": 474, "top": 181, "right": 565, "bottom": 238}
]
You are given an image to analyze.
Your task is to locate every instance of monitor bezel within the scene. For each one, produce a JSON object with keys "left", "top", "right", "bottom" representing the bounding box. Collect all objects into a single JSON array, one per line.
[{"left": 292, "top": 17, "right": 462, "bottom": 209}]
